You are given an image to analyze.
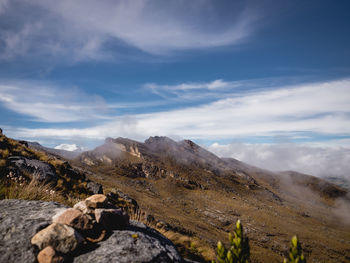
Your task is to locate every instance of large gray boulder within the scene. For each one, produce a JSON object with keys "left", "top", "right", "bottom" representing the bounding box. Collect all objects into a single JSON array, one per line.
[
  {"left": 0, "top": 199, "right": 67, "bottom": 263},
  {"left": 8, "top": 156, "right": 58, "bottom": 183},
  {"left": 74, "top": 220, "right": 182, "bottom": 263},
  {"left": 0, "top": 199, "right": 183, "bottom": 263}
]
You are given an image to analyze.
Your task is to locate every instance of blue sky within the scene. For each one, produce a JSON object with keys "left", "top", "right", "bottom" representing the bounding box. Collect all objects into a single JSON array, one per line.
[{"left": 0, "top": 0, "right": 350, "bottom": 177}]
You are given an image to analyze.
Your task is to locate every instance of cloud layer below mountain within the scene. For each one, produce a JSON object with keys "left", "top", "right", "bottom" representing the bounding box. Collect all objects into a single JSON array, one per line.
[
  {"left": 207, "top": 142, "right": 350, "bottom": 180},
  {"left": 2, "top": 77, "right": 349, "bottom": 180}
]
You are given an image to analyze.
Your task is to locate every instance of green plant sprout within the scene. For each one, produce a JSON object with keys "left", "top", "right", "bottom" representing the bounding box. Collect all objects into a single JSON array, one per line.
[
  {"left": 283, "top": 235, "right": 306, "bottom": 263},
  {"left": 213, "top": 220, "right": 250, "bottom": 263}
]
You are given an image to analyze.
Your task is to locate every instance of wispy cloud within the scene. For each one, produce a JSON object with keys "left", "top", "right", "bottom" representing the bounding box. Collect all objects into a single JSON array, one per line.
[
  {"left": 207, "top": 142, "right": 350, "bottom": 180},
  {"left": 145, "top": 79, "right": 239, "bottom": 100},
  {"left": 137, "top": 78, "right": 350, "bottom": 139},
  {"left": 4, "top": 78, "right": 350, "bottom": 143},
  {"left": 0, "top": 0, "right": 260, "bottom": 61},
  {"left": 0, "top": 82, "right": 110, "bottom": 122},
  {"left": 146, "top": 79, "right": 232, "bottom": 92}
]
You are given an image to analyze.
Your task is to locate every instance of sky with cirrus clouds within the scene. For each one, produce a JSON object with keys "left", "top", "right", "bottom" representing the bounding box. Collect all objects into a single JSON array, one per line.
[{"left": 0, "top": 0, "right": 350, "bottom": 180}]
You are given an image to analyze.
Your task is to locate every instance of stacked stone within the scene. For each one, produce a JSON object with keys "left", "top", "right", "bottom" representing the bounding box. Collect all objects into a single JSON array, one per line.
[{"left": 31, "top": 194, "right": 129, "bottom": 263}]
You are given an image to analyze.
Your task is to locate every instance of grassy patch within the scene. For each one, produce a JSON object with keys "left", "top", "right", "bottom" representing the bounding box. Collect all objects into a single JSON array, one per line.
[{"left": 0, "top": 179, "right": 80, "bottom": 207}]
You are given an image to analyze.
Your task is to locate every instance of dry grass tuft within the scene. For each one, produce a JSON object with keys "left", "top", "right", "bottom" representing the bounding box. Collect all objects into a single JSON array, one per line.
[{"left": 0, "top": 179, "right": 80, "bottom": 207}]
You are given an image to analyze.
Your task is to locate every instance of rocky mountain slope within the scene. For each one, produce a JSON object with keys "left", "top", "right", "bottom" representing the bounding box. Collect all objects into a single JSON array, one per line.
[
  {"left": 71, "top": 136, "right": 350, "bottom": 262},
  {"left": 1, "top": 130, "right": 349, "bottom": 262}
]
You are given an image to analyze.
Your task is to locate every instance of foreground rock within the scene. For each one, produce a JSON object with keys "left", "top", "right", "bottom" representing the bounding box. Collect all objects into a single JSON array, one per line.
[
  {"left": 73, "top": 200, "right": 94, "bottom": 215},
  {"left": 85, "top": 194, "right": 108, "bottom": 208},
  {"left": 52, "top": 208, "right": 93, "bottom": 232},
  {"left": 0, "top": 199, "right": 183, "bottom": 263},
  {"left": 37, "top": 246, "right": 65, "bottom": 263},
  {"left": 95, "top": 208, "right": 129, "bottom": 230},
  {"left": 0, "top": 199, "right": 67, "bottom": 263},
  {"left": 31, "top": 223, "right": 84, "bottom": 253},
  {"left": 74, "top": 220, "right": 182, "bottom": 263}
]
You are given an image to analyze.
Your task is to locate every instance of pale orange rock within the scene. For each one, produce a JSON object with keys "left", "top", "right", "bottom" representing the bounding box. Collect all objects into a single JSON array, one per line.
[
  {"left": 31, "top": 223, "right": 84, "bottom": 254},
  {"left": 52, "top": 208, "right": 93, "bottom": 231},
  {"left": 37, "top": 246, "right": 64, "bottom": 263},
  {"left": 73, "top": 201, "right": 94, "bottom": 215},
  {"left": 85, "top": 194, "right": 108, "bottom": 208}
]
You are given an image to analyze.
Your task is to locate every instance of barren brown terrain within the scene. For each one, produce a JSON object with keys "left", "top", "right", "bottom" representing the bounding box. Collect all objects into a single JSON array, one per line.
[
  {"left": 70, "top": 136, "right": 350, "bottom": 262},
  {"left": 1, "top": 131, "right": 349, "bottom": 262}
]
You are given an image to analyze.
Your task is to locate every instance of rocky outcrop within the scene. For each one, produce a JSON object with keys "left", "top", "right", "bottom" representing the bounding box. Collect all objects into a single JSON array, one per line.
[
  {"left": 0, "top": 199, "right": 67, "bottom": 263},
  {"left": 8, "top": 156, "right": 58, "bottom": 183},
  {"left": 52, "top": 208, "right": 93, "bottom": 232},
  {"left": 74, "top": 220, "right": 182, "bottom": 263},
  {"left": 32, "top": 194, "right": 130, "bottom": 261},
  {"left": 0, "top": 198, "right": 182, "bottom": 263},
  {"left": 85, "top": 194, "right": 108, "bottom": 208},
  {"left": 31, "top": 223, "right": 85, "bottom": 254}
]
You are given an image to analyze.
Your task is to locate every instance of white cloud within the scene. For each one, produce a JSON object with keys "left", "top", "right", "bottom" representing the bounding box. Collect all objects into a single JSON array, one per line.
[
  {"left": 144, "top": 79, "right": 238, "bottom": 100},
  {"left": 206, "top": 142, "right": 350, "bottom": 180},
  {"left": 54, "top": 143, "right": 83, "bottom": 152},
  {"left": 3, "top": 77, "right": 350, "bottom": 180},
  {"left": 0, "top": 0, "right": 259, "bottom": 61},
  {"left": 4, "top": 78, "right": 350, "bottom": 143},
  {"left": 0, "top": 82, "right": 110, "bottom": 122},
  {"left": 132, "top": 78, "right": 350, "bottom": 139}
]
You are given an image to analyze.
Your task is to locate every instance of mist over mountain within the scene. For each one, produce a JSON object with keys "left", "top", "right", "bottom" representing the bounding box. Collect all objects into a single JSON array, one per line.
[{"left": 208, "top": 142, "right": 350, "bottom": 184}]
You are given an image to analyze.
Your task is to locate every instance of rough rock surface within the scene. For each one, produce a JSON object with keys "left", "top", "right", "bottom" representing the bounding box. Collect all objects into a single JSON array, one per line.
[
  {"left": 73, "top": 200, "right": 94, "bottom": 215},
  {"left": 85, "top": 194, "right": 108, "bottom": 208},
  {"left": 86, "top": 181, "right": 103, "bottom": 194},
  {"left": 0, "top": 199, "right": 183, "bottom": 263},
  {"left": 31, "top": 223, "right": 84, "bottom": 253},
  {"left": 74, "top": 220, "right": 182, "bottom": 263},
  {"left": 52, "top": 208, "right": 93, "bottom": 232},
  {"left": 0, "top": 199, "right": 67, "bottom": 263},
  {"left": 8, "top": 156, "right": 58, "bottom": 183}
]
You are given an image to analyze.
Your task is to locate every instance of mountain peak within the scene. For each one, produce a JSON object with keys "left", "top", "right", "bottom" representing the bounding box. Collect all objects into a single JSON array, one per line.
[
  {"left": 144, "top": 136, "right": 175, "bottom": 145},
  {"left": 105, "top": 137, "right": 115, "bottom": 144}
]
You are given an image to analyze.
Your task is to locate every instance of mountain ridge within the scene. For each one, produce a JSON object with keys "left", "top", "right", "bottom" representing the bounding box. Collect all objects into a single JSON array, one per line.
[
  {"left": 75, "top": 135, "right": 347, "bottom": 199},
  {"left": 3, "top": 130, "right": 349, "bottom": 262}
]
